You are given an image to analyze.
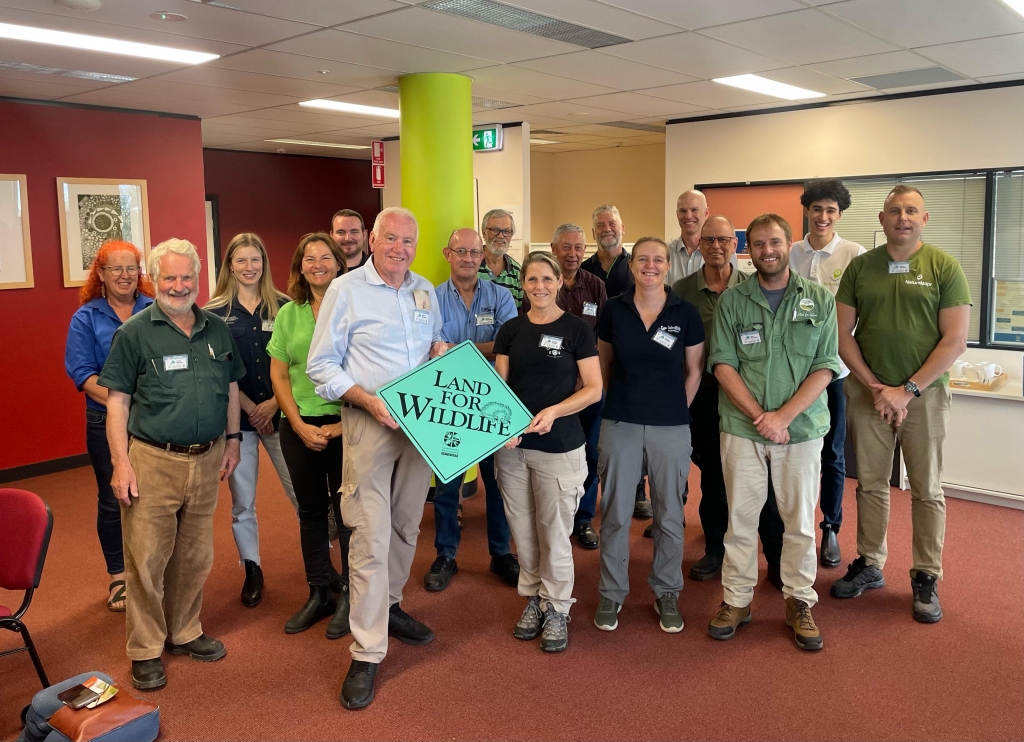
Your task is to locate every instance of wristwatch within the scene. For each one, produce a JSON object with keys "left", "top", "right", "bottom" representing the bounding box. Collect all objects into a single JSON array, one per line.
[
  {"left": 225, "top": 432, "right": 243, "bottom": 441},
  {"left": 903, "top": 380, "right": 921, "bottom": 398}
]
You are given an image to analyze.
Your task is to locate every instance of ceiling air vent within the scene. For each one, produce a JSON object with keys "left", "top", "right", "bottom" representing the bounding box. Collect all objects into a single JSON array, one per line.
[
  {"left": 850, "top": 67, "right": 965, "bottom": 89},
  {"left": 598, "top": 121, "right": 666, "bottom": 133},
  {"left": 0, "top": 60, "right": 135, "bottom": 82},
  {"left": 421, "top": 0, "right": 630, "bottom": 49},
  {"left": 375, "top": 84, "right": 520, "bottom": 109}
]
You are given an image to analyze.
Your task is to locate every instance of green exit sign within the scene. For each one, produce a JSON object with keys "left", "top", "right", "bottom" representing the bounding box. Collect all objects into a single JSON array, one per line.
[{"left": 473, "top": 124, "right": 503, "bottom": 152}]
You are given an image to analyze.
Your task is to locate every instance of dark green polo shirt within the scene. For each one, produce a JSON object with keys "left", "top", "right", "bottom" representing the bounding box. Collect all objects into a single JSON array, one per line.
[
  {"left": 99, "top": 301, "right": 246, "bottom": 446},
  {"left": 673, "top": 265, "right": 748, "bottom": 386}
]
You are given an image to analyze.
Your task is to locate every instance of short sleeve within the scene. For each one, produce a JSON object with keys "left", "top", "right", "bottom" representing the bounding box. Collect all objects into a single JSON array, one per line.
[
  {"left": 707, "top": 291, "right": 740, "bottom": 373},
  {"left": 266, "top": 303, "right": 291, "bottom": 363},
  {"left": 494, "top": 285, "right": 517, "bottom": 327},
  {"left": 835, "top": 257, "right": 859, "bottom": 307},
  {"left": 682, "top": 301, "right": 704, "bottom": 346},
  {"left": 596, "top": 299, "right": 613, "bottom": 342},
  {"left": 228, "top": 333, "right": 246, "bottom": 382},
  {"left": 572, "top": 319, "right": 598, "bottom": 360},
  {"left": 938, "top": 257, "right": 973, "bottom": 309},
  {"left": 97, "top": 326, "right": 140, "bottom": 395},
  {"left": 493, "top": 319, "right": 514, "bottom": 357}
]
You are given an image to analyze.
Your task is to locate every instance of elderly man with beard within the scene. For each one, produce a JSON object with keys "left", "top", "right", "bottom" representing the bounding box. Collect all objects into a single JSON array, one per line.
[
  {"left": 582, "top": 204, "right": 633, "bottom": 299},
  {"left": 707, "top": 214, "right": 840, "bottom": 652},
  {"left": 331, "top": 209, "right": 370, "bottom": 269},
  {"left": 100, "top": 238, "right": 245, "bottom": 691},
  {"left": 479, "top": 208, "right": 524, "bottom": 309}
]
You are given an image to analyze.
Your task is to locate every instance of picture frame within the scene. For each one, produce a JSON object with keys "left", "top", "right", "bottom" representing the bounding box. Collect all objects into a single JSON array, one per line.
[
  {"left": 57, "top": 177, "right": 151, "bottom": 287},
  {"left": 0, "top": 174, "right": 34, "bottom": 290}
]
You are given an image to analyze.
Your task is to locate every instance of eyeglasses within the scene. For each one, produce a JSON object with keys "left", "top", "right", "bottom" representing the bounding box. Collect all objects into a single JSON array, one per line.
[
  {"left": 104, "top": 266, "right": 139, "bottom": 276},
  {"left": 700, "top": 236, "right": 733, "bottom": 247},
  {"left": 449, "top": 248, "right": 484, "bottom": 259},
  {"left": 486, "top": 227, "right": 513, "bottom": 238}
]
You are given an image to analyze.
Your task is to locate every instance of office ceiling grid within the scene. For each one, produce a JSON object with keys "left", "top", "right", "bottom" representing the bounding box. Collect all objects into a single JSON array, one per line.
[{"left": 1, "top": 0, "right": 1023, "bottom": 157}]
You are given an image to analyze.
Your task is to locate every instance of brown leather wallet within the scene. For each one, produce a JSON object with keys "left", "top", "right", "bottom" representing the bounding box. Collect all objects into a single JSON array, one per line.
[{"left": 50, "top": 693, "right": 159, "bottom": 742}]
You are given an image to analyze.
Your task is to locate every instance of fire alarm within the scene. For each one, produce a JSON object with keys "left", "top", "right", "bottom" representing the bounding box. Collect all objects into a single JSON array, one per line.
[{"left": 55, "top": 0, "right": 103, "bottom": 10}]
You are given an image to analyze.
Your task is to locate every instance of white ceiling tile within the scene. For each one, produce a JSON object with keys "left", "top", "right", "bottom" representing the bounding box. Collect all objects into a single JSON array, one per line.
[
  {"left": 514, "top": 50, "right": 696, "bottom": 91},
  {"left": 822, "top": 0, "right": 1024, "bottom": 48},
  {"left": 701, "top": 8, "right": 900, "bottom": 64},
  {"left": 564, "top": 91, "right": 705, "bottom": 117},
  {"left": 472, "top": 112, "right": 573, "bottom": 128},
  {"left": 340, "top": 7, "right": 581, "bottom": 63},
  {"left": 201, "top": 115, "right": 334, "bottom": 135},
  {"left": 218, "top": 105, "right": 383, "bottom": 128},
  {"left": 267, "top": 28, "right": 501, "bottom": 73},
  {"left": 157, "top": 66, "right": 361, "bottom": 98},
  {"left": 0, "top": 39, "right": 194, "bottom": 79},
  {"left": 598, "top": 0, "right": 805, "bottom": 30},
  {"left": 292, "top": 130, "right": 378, "bottom": 145},
  {"left": 544, "top": 123, "right": 653, "bottom": 136},
  {"left": 640, "top": 79, "right": 781, "bottom": 107},
  {"left": 914, "top": 34, "right": 1024, "bottom": 78},
  {"left": 464, "top": 65, "right": 617, "bottom": 98},
  {"left": 503, "top": 0, "right": 683, "bottom": 40},
  {"left": 601, "top": 32, "right": 789, "bottom": 78},
  {"left": 59, "top": 88, "right": 257, "bottom": 117},
  {"left": 108, "top": 79, "right": 302, "bottom": 106},
  {"left": 0, "top": 66, "right": 108, "bottom": 89},
  {"left": 470, "top": 85, "right": 550, "bottom": 105},
  {"left": 338, "top": 122, "right": 402, "bottom": 136},
  {"left": 201, "top": 122, "right": 301, "bottom": 138},
  {"left": 807, "top": 50, "right": 937, "bottom": 78},
  {"left": 321, "top": 89, "right": 399, "bottom": 108},
  {"left": 208, "top": 0, "right": 404, "bottom": 27},
  {"left": 493, "top": 100, "right": 625, "bottom": 123},
  {"left": 209, "top": 50, "right": 398, "bottom": 88},
  {"left": 758, "top": 66, "right": 873, "bottom": 94},
  {"left": 0, "top": 75, "right": 105, "bottom": 98}
]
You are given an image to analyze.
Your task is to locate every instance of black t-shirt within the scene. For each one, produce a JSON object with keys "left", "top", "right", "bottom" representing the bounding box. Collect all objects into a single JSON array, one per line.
[
  {"left": 494, "top": 312, "right": 597, "bottom": 453},
  {"left": 596, "top": 286, "right": 705, "bottom": 426},
  {"left": 581, "top": 250, "right": 633, "bottom": 298}
]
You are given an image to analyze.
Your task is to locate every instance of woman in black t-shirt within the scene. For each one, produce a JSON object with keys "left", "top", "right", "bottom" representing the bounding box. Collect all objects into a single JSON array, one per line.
[
  {"left": 493, "top": 251, "right": 602, "bottom": 653},
  {"left": 593, "top": 237, "right": 704, "bottom": 635}
]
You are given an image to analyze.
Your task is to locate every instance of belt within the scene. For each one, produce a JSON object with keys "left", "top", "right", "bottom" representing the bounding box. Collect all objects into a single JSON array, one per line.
[
  {"left": 342, "top": 402, "right": 357, "bottom": 409},
  {"left": 132, "top": 436, "right": 217, "bottom": 455}
]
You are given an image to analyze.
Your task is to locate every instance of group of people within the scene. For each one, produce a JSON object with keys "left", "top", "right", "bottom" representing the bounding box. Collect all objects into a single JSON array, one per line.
[{"left": 64, "top": 178, "right": 970, "bottom": 710}]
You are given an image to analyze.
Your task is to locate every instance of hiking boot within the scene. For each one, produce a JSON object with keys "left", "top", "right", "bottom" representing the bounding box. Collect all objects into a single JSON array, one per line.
[
  {"left": 593, "top": 595, "right": 622, "bottom": 631},
  {"left": 830, "top": 556, "right": 885, "bottom": 599},
  {"left": 689, "top": 553, "right": 722, "bottom": 581},
  {"left": 785, "top": 598, "right": 823, "bottom": 651},
  {"left": 633, "top": 480, "right": 652, "bottom": 520},
  {"left": 513, "top": 596, "right": 544, "bottom": 640},
  {"left": 654, "top": 592, "right": 684, "bottom": 633},
  {"left": 707, "top": 602, "right": 751, "bottom": 641},
  {"left": 911, "top": 571, "right": 942, "bottom": 623},
  {"left": 539, "top": 604, "right": 569, "bottom": 653}
]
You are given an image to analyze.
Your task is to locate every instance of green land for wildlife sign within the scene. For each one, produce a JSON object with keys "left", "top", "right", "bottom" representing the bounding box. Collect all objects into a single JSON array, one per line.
[{"left": 376, "top": 341, "right": 533, "bottom": 483}]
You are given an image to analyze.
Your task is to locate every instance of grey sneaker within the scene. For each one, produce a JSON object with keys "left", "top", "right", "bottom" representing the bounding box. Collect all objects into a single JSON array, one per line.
[
  {"left": 654, "top": 592, "right": 684, "bottom": 633},
  {"left": 911, "top": 572, "right": 942, "bottom": 623},
  {"left": 539, "top": 604, "right": 569, "bottom": 653},
  {"left": 594, "top": 596, "right": 622, "bottom": 631},
  {"left": 513, "top": 596, "right": 544, "bottom": 640},
  {"left": 830, "top": 556, "right": 885, "bottom": 599}
]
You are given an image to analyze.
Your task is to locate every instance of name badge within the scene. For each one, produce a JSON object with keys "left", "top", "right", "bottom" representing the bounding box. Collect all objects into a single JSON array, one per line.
[
  {"left": 414, "top": 309, "right": 431, "bottom": 324},
  {"left": 739, "top": 330, "right": 762, "bottom": 345},
  {"left": 261, "top": 319, "right": 275, "bottom": 333},
  {"left": 540, "top": 334, "right": 563, "bottom": 350},
  {"left": 164, "top": 354, "right": 188, "bottom": 371},
  {"left": 888, "top": 261, "right": 910, "bottom": 274},
  {"left": 652, "top": 329, "right": 677, "bottom": 349},
  {"left": 475, "top": 312, "right": 494, "bottom": 326},
  {"left": 583, "top": 302, "right": 598, "bottom": 317}
]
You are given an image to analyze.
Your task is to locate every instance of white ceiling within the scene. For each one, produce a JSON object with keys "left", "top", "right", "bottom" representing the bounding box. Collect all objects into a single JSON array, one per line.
[{"left": 2, "top": 0, "right": 1023, "bottom": 158}]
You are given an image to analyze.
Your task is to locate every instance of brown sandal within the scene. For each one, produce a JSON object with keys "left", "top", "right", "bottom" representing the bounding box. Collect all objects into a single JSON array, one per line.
[{"left": 107, "top": 579, "right": 126, "bottom": 612}]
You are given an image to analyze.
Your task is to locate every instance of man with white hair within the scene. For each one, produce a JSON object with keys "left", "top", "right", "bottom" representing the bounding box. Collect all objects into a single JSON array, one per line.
[
  {"left": 666, "top": 190, "right": 710, "bottom": 286},
  {"left": 307, "top": 206, "right": 447, "bottom": 710},
  {"left": 100, "top": 238, "right": 245, "bottom": 692},
  {"left": 582, "top": 204, "right": 633, "bottom": 299},
  {"left": 479, "top": 207, "right": 524, "bottom": 309}
]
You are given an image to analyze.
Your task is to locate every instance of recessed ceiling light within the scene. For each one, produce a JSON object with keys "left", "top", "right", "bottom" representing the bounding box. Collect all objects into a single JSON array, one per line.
[
  {"left": 567, "top": 112, "right": 590, "bottom": 117},
  {"left": 317, "top": 69, "right": 330, "bottom": 75},
  {"left": 266, "top": 138, "right": 370, "bottom": 150},
  {"left": 530, "top": 138, "right": 558, "bottom": 145},
  {"left": 1001, "top": 0, "right": 1024, "bottom": 19},
  {"left": 0, "top": 59, "right": 135, "bottom": 81},
  {"left": 712, "top": 74, "right": 825, "bottom": 101},
  {"left": 0, "top": 21, "right": 218, "bottom": 64},
  {"left": 298, "top": 99, "right": 400, "bottom": 118},
  {"left": 150, "top": 11, "right": 187, "bottom": 21}
]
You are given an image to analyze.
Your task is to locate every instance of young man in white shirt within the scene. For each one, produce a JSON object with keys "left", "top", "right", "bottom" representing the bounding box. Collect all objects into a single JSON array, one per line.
[{"left": 789, "top": 179, "right": 866, "bottom": 569}]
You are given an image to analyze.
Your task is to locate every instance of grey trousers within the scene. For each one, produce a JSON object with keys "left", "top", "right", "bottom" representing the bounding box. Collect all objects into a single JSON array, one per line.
[
  {"left": 227, "top": 430, "right": 298, "bottom": 564},
  {"left": 597, "top": 420, "right": 692, "bottom": 604}
]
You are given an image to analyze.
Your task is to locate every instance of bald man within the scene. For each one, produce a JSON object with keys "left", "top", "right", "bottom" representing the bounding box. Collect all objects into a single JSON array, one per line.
[
  {"left": 667, "top": 190, "right": 710, "bottom": 286},
  {"left": 425, "top": 228, "right": 520, "bottom": 593}
]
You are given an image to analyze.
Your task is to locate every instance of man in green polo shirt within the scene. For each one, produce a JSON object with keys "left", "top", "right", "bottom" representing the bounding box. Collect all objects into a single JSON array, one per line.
[
  {"left": 707, "top": 214, "right": 840, "bottom": 652},
  {"left": 100, "top": 239, "right": 245, "bottom": 692},
  {"left": 479, "top": 208, "right": 524, "bottom": 308},
  {"left": 830, "top": 185, "right": 971, "bottom": 624}
]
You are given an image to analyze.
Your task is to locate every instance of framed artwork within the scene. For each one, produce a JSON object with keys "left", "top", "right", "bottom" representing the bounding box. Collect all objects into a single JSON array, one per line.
[
  {"left": 57, "top": 177, "right": 151, "bottom": 287},
  {"left": 0, "top": 174, "right": 34, "bottom": 290}
]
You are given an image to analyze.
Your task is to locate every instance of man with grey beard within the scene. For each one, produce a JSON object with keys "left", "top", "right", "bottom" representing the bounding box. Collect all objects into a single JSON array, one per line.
[
  {"left": 479, "top": 208, "right": 524, "bottom": 309},
  {"left": 581, "top": 204, "right": 633, "bottom": 299},
  {"left": 100, "top": 238, "right": 245, "bottom": 692}
]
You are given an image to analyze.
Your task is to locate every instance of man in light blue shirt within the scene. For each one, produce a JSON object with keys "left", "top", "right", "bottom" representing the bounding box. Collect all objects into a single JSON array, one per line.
[
  {"left": 426, "top": 229, "right": 519, "bottom": 594},
  {"left": 307, "top": 207, "right": 447, "bottom": 711}
]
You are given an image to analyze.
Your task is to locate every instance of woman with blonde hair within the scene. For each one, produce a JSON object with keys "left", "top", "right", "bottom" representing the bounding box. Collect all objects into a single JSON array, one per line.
[
  {"left": 205, "top": 232, "right": 295, "bottom": 608},
  {"left": 65, "top": 240, "right": 154, "bottom": 612}
]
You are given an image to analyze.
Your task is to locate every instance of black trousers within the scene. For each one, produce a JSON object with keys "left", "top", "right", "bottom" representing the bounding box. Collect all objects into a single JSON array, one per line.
[
  {"left": 279, "top": 415, "right": 350, "bottom": 587},
  {"left": 85, "top": 408, "right": 124, "bottom": 575},
  {"left": 690, "top": 383, "right": 784, "bottom": 567}
]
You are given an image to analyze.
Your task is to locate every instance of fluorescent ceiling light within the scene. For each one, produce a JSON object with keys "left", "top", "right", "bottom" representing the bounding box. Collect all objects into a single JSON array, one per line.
[
  {"left": 267, "top": 139, "right": 370, "bottom": 150},
  {"left": 0, "top": 21, "right": 219, "bottom": 64},
  {"left": 530, "top": 138, "right": 558, "bottom": 145},
  {"left": 299, "top": 99, "right": 400, "bottom": 118},
  {"left": 1001, "top": 0, "right": 1024, "bottom": 18},
  {"left": 712, "top": 74, "right": 825, "bottom": 101}
]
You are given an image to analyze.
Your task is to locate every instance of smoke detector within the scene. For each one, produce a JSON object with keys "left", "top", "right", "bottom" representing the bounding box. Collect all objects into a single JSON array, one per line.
[{"left": 56, "top": 0, "right": 102, "bottom": 9}]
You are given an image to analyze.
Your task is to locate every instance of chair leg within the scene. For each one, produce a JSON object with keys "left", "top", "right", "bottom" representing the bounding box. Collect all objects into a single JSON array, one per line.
[{"left": 13, "top": 620, "right": 49, "bottom": 688}]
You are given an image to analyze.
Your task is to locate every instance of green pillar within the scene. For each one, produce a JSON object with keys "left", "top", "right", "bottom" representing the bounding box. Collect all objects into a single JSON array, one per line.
[{"left": 398, "top": 73, "right": 474, "bottom": 286}]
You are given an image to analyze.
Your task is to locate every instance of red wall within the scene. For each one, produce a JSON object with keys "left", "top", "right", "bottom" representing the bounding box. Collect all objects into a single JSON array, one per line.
[
  {"left": 202, "top": 149, "right": 379, "bottom": 286},
  {"left": 0, "top": 100, "right": 207, "bottom": 471}
]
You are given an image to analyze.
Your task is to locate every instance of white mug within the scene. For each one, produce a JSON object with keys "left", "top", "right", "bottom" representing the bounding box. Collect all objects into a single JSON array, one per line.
[
  {"left": 966, "top": 363, "right": 1002, "bottom": 384},
  {"left": 951, "top": 360, "right": 968, "bottom": 379}
]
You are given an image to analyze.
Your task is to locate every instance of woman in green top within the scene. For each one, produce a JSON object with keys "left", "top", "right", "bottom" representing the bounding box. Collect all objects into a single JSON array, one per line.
[{"left": 268, "top": 232, "right": 350, "bottom": 639}]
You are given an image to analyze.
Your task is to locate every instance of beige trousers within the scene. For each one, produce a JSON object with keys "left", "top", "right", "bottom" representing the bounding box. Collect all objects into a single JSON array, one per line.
[
  {"left": 494, "top": 445, "right": 587, "bottom": 614},
  {"left": 340, "top": 407, "right": 432, "bottom": 663},
  {"left": 121, "top": 438, "right": 223, "bottom": 661},
  {"left": 845, "top": 376, "right": 951, "bottom": 578},
  {"left": 721, "top": 433, "right": 823, "bottom": 608}
]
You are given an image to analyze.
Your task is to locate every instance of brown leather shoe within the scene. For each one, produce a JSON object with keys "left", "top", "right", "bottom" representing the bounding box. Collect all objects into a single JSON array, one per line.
[
  {"left": 707, "top": 602, "right": 751, "bottom": 641},
  {"left": 785, "top": 597, "right": 823, "bottom": 651}
]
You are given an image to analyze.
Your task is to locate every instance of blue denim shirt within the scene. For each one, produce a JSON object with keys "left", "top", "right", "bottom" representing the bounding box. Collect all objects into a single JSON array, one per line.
[
  {"left": 435, "top": 277, "right": 517, "bottom": 347},
  {"left": 65, "top": 295, "right": 153, "bottom": 411}
]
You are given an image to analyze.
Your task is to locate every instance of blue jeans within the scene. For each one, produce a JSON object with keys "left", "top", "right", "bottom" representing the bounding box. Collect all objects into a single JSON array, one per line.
[
  {"left": 819, "top": 376, "right": 848, "bottom": 531},
  {"left": 575, "top": 395, "right": 603, "bottom": 524},
  {"left": 433, "top": 456, "right": 511, "bottom": 559},
  {"left": 85, "top": 408, "right": 124, "bottom": 575}
]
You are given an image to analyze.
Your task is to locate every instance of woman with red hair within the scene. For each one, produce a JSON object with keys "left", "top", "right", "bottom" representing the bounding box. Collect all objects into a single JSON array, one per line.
[{"left": 65, "top": 240, "right": 154, "bottom": 613}]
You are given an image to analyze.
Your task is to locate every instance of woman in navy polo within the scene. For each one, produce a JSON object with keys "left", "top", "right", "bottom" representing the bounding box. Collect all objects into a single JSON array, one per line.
[
  {"left": 65, "top": 240, "right": 153, "bottom": 613},
  {"left": 593, "top": 237, "right": 705, "bottom": 634}
]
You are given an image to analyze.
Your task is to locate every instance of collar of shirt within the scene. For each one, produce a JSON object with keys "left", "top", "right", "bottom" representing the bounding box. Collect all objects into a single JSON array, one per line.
[
  {"left": 363, "top": 253, "right": 416, "bottom": 289},
  {"left": 150, "top": 299, "right": 209, "bottom": 335},
  {"left": 437, "top": 277, "right": 483, "bottom": 315},
  {"left": 87, "top": 294, "right": 151, "bottom": 322},
  {"left": 735, "top": 270, "right": 805, "bottom": 311},
  {"left": 799, "top": 232, "right": 841, "bottom": 256},
  {"left": 621, "top": 283, "right": 683, "bottom": 314},
  {"left": 694, "top": 264, "right": 744, "bottom": 293}
]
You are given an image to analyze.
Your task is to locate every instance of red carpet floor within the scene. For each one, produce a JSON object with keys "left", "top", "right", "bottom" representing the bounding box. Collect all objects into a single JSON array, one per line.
[{"left": 2, "top": 456, "right": 1022, "bottom": 741}]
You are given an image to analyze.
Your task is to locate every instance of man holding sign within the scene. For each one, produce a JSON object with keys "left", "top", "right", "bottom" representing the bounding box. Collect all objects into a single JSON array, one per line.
[{"left": 307, "top": 207, "right": 446, "bottom": 710}]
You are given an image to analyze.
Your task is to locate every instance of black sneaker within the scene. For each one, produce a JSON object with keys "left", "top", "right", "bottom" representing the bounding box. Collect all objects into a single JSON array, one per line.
[
  {"left": 340, "top": 660, "right": 378, "bottom": 710},
  {"left": 388, "top": 603, "right": 435, "bottom": 645},
  {"left": 689, "top": 553, "right": 722, "bottom": 581},
  {"left": 424, "top": 556, "right": 458, "bottom": 592},
  {"left": 831, "top": 556, "right": 885, "bottom": 599},
  {"left": 490, "top": 553, "right": 520, "bottom": 587},
  {"left": 911, "top": 571, "right": 942, "bottom": 623}
]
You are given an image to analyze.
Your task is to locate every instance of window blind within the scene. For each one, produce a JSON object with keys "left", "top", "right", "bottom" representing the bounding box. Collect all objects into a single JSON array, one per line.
[{"left": 993, "top": 172, "right": 1024, "bottom": 281}]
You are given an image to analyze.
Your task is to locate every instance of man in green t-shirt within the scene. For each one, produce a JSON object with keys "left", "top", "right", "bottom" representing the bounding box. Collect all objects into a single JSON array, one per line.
[{"left": 831, "top": 185, "right": 971, "bottom": 624}]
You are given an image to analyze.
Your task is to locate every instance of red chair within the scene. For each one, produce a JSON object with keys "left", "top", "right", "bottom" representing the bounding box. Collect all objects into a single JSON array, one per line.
[{"left": 0, "top": 487, "right": 53, "bottom": 689}]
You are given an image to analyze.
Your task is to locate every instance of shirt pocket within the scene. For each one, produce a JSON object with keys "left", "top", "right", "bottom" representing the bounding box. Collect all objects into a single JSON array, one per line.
[
  {"left": 735, "top": 323, "right": 767, "bottom": 361},
  {"left": 785, "top": 318, "right": 823, "bottom": 358},
  {"left": 144, "top": 357, "right": 185, "bottom": 403},
  {"left": 210, "top": 350, "right": 235, "bottom": 401}
]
